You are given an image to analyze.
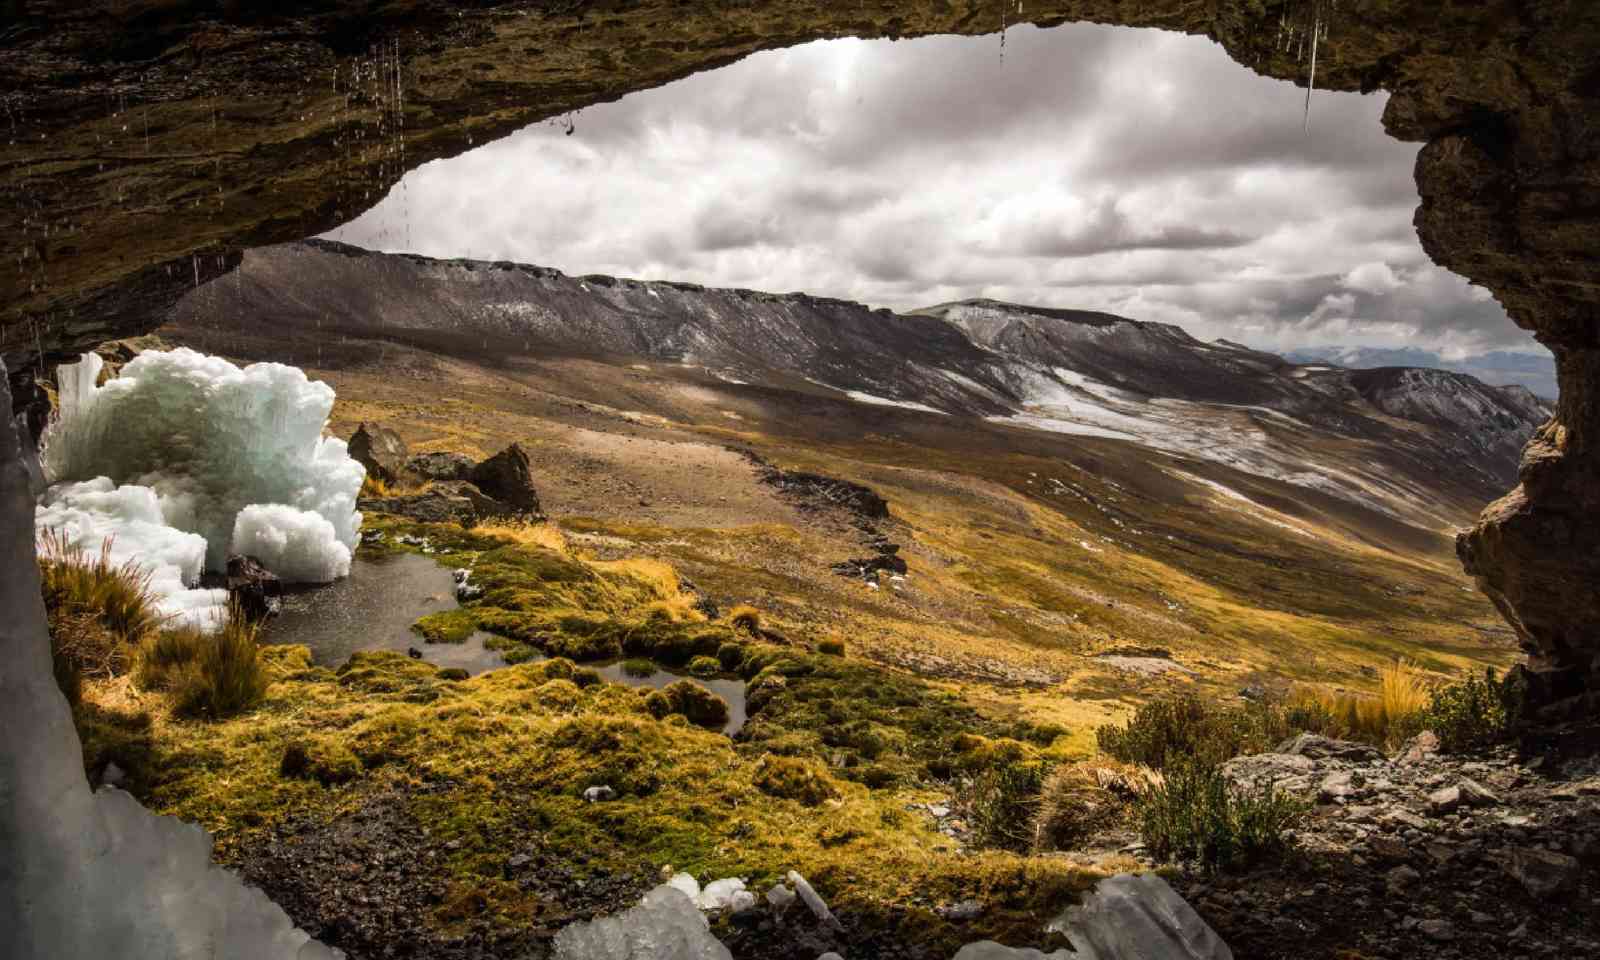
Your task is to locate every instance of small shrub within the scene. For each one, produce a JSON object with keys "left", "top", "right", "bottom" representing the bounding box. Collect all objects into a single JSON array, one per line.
[
  {"left": 1137, "top": 759, "right": 1305, "bottom": 872},
  {"left": 960, "top": 756, "right": 1048, "bottom": 853},
  {"left": 727, "top": 605, "right": 762, "bottom": 636},
  {"left": 817, "top": 639, "right": 845, "bottom": 657},
  {"left": 1097, "top": 694, "right": 1291, "bottom": 771},
  {"left": 1424, "top": 668, "right": 1514, "bottom": 753},
  {"left": 687, "top": 655, "right": 721, "bottom": 677},
  {"left": 753, "top": 754, "right": 839, "bottom": 805},
  {"left": 622, "top": 658, "right": 658, "bottom": 678},
  {"left": 134, "top": 627, "right": 207, "bottom": 691}
]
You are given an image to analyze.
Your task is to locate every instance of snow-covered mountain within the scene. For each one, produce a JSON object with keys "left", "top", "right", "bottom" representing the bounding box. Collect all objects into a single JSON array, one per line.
[
  {"left": 1284, "top": 345, "right": 1558, "bottom": 402},
  {"left": 171, "top": 242, "right": 1550, "bottom": 523}
]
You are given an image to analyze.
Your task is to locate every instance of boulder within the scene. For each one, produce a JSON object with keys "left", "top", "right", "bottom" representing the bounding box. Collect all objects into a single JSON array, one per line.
[
  {"left": 1219, "top": 753, "right": 1317, "bottom": 794},
  {"left": 349, "top": 422, "right": 408, "bottom": 484},
  {"left": 360, "top": 480, "right": 504, "bottom": 527},
  {"left": 406, "top": 451, "right": 477, "bottom": 482},
  {"left": 1275, "top": 733, "right": 1384, "bottom": 763},
  {"left": 468, "top": 443, "right": 542, "bottom": 515},
  {"left": 225, "top": 554, "right": 282, "bottom": 621},
  {"left": 1047, "top": 873, "right": 1233, "bottom": 960},
  {"left": 1504, "top": 847, "right": 1581, "bottom": 897}
]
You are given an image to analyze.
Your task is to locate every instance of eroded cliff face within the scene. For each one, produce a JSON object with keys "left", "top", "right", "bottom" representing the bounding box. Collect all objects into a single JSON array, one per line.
[{"left": 2, "top": 1, "right": 1598, "bottom": 693}]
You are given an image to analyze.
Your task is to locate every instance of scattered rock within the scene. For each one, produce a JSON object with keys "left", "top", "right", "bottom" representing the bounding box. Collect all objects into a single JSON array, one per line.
[
  {"left": 1397, "top": 731, "right": 1441, "bottom": 764},
  {"left": 99, "top": 761, "right": 127, "bottom": 789},
  {"left": 940, "top": 900, "right": 984, "bottom": 921},
  {"left": 584, "top": 785, "right": 617, "bottom": 803},
  {"left": 349, "top": 422, "right": 408, "bottom": 484},
  {"left": 468, "top": 443, "right": 542, "bottom": 515},
  {"left": 360, "top": 480, "right": 505, "bottom": 526},
  {"left": 1386, "top": 864, "right": 1421, "bottom": 895},
  {"left": 406, "top": 647, "right": 422, "bottom": 660},
  {"left": 1220, "top": 752, "right": 1317, "bottom": 793}
]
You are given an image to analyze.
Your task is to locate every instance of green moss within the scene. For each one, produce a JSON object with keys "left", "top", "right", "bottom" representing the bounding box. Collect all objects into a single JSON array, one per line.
[
  {"left": 413, "top": 609, "right": 478, "bottom": 644},
  {"left": 753, "top": 754, "right": 839, "bottom": 805},
  {"left": 817, "top": 638, "right": 845, "bottom": 657},
  {"left": 622, "top": 658, "right": 658, "bottom": 678},
  {"left": 687, "top": 656, "right": 720, "bottom": 677}
]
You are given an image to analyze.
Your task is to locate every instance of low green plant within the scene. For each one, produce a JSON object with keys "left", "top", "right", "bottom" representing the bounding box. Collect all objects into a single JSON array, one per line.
[
  {"left": 1096, "top": 694, "right": 1292, "bottom": 771},
  {"left": 961, "top": 756, "right": 1048, "bottom": 853},
  {"left": 1138, "top": 758, "right": 1305, "bottom": 872},
  {"left": 644, "top": 679, "right": 729, "bottom": 728},
  {"left": 687, "top": 655, "right": 721, "bottom": 677},
  {"left": 753, "top": 754, "right": 839, "bottom": 805},
  {"left": 1423, "top": 667, "right": 1515, "bottom": 753}
]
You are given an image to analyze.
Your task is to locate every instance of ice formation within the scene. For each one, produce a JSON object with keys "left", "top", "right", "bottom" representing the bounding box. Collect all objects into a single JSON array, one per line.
[
  {"left": 35, "top": 478, "right": 229, "bottom": 629},
  {"left": 2, "top": 369, "right": 340, "bottom": 959},
  {"left": 35, "top": 349, "right": 364, "bottom": 618},
  {"left": 787, "top": 871, "right": 844, "bottom": 931},
  {"left": 551, "top": 884, "right": 733, "bottom": 960},
  {"left": 1047, "top": 873, "right": 1234, "bottom": 960}
]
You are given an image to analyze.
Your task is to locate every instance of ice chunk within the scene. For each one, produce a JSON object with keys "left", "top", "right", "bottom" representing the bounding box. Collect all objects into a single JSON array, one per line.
[
  {"left": 552, "top": 884, "right": 732, "bottom": 960},
  {"left": 1047, "top": 873, "right": 1233, "bottom": 960},
  {"left": 766, "top": 883, "right": 796, "bottom": 910},
  {"left": 41, "top": 349, "right": 363, "bottom": 573},
  {"left": 35, "top": 477, "right": 228, "bottom": 630},
  {"left": 231, "top": 505, "right": 351, "bottom": 583},
  {"left": 695, "top": 878, "right": 747, "bottom": 911},
  {"left": 666, "top": 872, "right": 701, "bottom": 902},
  {"left": 787, "top": 871, "right": 843, "bottom": 931},
  {"left": 952, "top": 945, "right": 1068, "bottom": 960}
]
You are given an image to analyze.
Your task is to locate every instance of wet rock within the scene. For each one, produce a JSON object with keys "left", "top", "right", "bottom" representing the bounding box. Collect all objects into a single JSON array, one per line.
[
  {"left": 405, "top": 451, "right": 477, "bottom": 482},
  {"left": 469, "top": 443, "right": 542, "bottom": 515},
  {"left": 225, "top": 554, "right": 282, "bottom": 621},
  {"left": 349, "top": 422, "right": 408, "bottom": 484}
]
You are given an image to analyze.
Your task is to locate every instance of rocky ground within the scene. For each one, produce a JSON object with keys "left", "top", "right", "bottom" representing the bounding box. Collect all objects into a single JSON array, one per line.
[{"left": 1172, "top": 725, "right": 1600, "bottom": 959}]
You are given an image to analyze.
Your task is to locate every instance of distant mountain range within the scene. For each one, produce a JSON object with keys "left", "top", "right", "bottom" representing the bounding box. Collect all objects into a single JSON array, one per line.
[
  {"left": 170, "top": 241, "right": 1552, "bottom": 525},
  {"left": 1283, "top": 345, "right": 1557, "bottom": 402}
]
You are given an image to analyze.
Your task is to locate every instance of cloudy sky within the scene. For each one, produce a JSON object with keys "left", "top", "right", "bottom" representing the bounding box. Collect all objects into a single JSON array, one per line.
[{"left": 332, "top": 22, "right": 1544, "bottom": 359}]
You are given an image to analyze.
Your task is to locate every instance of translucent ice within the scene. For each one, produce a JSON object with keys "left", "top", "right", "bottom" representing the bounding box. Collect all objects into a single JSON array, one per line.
[
  {"left": 552, "top": 884, "right": 733, "bottom": 960},
  {"left": 787, "top": 871, "right": 843, "bottom": 931},
  {"left": 37, "top": 350, "right": 363, "bottom": 595}
]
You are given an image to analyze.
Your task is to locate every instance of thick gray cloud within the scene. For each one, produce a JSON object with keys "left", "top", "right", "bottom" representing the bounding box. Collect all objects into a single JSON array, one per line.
[{"left": 331, "top": 22, "right": 1545, "bottom": 359}]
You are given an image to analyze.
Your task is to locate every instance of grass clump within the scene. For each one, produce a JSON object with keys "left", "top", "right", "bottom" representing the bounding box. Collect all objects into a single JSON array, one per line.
[
  {"left": 726, "top": 605, "right": 762, "bottom": 636},
  {"left": 687, "top": 655, "right": 721, "bottom": 677},
  {"left": 622, "top": 658, "right": 658, "bottom": 678},
  {"left": 644, "top": 680, "right": 729, "bottom": 728},
  {"left": 413, "top": 609, "right": 478, "bottom": 644},
  {"left": 1031, "top": 762, "right": 1144, "bottom": 853},
  {"left": 134, "top": 610, "right": 268, "bottom": 719},
  {"left": 38, "top": 531, "right": 163, "bottom": 687},
  {"left": 753, "top": 754, "right": 839, "bottom": 805},
  {"left": 1286, "top": 660, "right": 1430, "bottom": 748},
  {"left": 1137, "top": 758, "right": 1306, "bottom": 872}
]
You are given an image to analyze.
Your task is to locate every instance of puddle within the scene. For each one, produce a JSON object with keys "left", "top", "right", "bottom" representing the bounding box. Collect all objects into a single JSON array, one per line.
[
  {"left": 264, "top": 552, "right": 506, "bottom": 675},
  {"left": 590, "top": 660, "right": 748, "bottom": 736},
  {"left": 264, "top": 551, "right": 746, "bottom": 730}
]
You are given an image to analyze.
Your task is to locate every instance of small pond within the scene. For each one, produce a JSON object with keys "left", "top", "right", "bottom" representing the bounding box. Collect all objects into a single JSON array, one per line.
[{"left": 263, "top": 551, "right": 748, "bottom": 733}]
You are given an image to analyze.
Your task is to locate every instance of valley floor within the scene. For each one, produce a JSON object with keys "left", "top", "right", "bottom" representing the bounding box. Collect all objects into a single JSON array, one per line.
[{"left": 64, "top": 324, "right": 1532, "bottom": 958}]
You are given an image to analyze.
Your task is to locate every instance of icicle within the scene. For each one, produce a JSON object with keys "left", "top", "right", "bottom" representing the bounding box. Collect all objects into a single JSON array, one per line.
[{"left": 1304, "top": 13, "right": 1320, "bottom": 132}]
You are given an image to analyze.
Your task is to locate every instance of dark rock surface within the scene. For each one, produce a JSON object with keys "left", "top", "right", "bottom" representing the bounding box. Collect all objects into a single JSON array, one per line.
[
  {"left": 359, "top": 480, "right": 504, "bottom": 527},
  {"left": 405, "top": 452, "right": 477, "bottom": 483},
  {"left": 225, "top": 554, "right": 282, "bottom": 622},
  {"left": 467, "top": 444, "right": 542, "bottom": 516},
  {"left": 348, "top": 423, "right": 408, "bottom": 486}
]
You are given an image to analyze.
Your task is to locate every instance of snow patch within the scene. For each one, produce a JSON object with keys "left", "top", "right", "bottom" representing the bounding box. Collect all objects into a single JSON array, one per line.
[{"left": 843, "top": 390, "right": 948, "bottom": 415}]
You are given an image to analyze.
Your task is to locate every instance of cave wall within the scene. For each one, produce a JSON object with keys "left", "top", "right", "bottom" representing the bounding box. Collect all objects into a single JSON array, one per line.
[{"left": 1, "top": 0, "right": 1597, "bottom": 834}]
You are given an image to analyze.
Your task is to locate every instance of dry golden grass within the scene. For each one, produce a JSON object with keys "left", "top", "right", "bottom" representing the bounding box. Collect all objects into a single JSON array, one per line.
[
  {"left": 475, "top": 520, "right": 569, "bottom": 555},
  {"left": 1288, "top": 659, "right": 1431, "bottom": 748},
  {"left": 37, "top": 529, "right": 164, "bottom": 679}
]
